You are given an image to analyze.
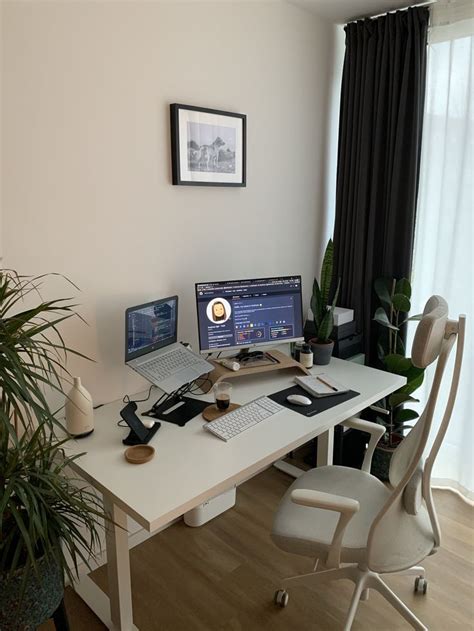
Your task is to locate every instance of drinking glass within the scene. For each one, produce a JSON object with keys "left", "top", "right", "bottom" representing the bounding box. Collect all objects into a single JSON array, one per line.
[{"left": 213, "top": 382, "right": 232, "bottom": 411}]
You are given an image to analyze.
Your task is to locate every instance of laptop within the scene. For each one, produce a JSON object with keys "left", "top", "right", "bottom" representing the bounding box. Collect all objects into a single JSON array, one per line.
[{"left": 125, "top": 296, "right": 213, "bottom": 394}]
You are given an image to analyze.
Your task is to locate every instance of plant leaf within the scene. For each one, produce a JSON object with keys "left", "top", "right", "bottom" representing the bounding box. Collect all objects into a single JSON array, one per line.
[
  {"left": 317, "top": 309, "right": 334, "bottom": 342},
  {"left": 374, "top": 277, "right": 392, "bottom": 311},
  {"left": 398, "top": 367, "right": 425, "bottom": 396},
  {"left": 384, "top": 353, "right": 412, "bottom": 374},
  {"left": 394, "top": 408, "right": 420, "bottom": 423},
  {"left": 400, "top": 312, "right": 423, "bottom": 326},
  {"left": 311, "top": 278, "right": 323, "bottom": 327},
  {"left": 319, "top": 239, "right": 334, "bottom": 308},
  {"left": 388, "top": 392, "right": 419, "bottom": 407},
  {"left": 395, "top": 278, "right": 412, "bottom": 299},
  {"left": 392, "top": 293, "right": 411, "bottom": 312},
  {"left": 373, "top": 307, "right": 398, "bottom": 331}
]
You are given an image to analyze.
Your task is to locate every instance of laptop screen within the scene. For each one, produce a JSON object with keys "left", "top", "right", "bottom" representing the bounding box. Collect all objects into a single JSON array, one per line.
[{"left": 125, "top": 296, "right": 178, "bottom": 362}]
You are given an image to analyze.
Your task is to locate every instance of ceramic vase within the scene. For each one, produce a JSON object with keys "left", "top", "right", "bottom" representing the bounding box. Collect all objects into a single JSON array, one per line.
[{"left": 65, "top": 377, "right": 94, "bottom": 437}]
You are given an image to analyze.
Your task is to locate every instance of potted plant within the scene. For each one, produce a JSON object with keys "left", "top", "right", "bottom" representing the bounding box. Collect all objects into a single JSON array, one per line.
[
  {"left": 370, "top": 277, "right": 424, "bottom": 480},
  {"left": 0, "top": 270, "right": 105, "bottom": 630},
  {"left": 309, "top": 239, "right": 340, "bottom": 365}
]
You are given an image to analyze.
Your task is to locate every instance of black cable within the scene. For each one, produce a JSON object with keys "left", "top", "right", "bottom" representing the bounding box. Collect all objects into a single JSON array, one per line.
[
  {"left": 188, "top": 373, "right": 213, "bottom": 395},
  {"left": 123, "top": 385, "right": 154, "bottom": 405}
]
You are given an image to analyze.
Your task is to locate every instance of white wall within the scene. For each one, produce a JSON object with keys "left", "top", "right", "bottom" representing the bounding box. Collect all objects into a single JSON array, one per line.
[
  {"left": 1, "top": 0, "right": 335, "bottom": 405},
  {"left": 321, "top": 23, "right": 345, "bottom": 244}
]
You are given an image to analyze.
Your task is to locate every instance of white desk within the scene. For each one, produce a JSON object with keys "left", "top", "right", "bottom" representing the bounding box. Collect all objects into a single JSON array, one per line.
[{"left": 69, "top": 358, "right": 404, "bottom": 630}]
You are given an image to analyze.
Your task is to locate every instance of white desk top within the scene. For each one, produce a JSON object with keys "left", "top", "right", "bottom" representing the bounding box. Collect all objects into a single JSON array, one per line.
[{"left": 68, "top": 358, "right": 404, "bottom": 532}]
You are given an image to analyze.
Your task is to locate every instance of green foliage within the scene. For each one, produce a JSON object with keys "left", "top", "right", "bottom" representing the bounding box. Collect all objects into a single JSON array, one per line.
[
  {"left": 0, "top": 270, "right": 106, "bottom": 600},
  {"left": 372, "top": 277, "right": 424, "bottom": 447},
  {"left": 310, "top": 240, "right": 341, "bottom": 342}
]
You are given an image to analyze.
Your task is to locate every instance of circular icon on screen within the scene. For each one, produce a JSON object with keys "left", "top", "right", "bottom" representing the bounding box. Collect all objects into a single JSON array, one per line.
[{"left": 207, "top": 298, "right": 231, "bottom": 323}]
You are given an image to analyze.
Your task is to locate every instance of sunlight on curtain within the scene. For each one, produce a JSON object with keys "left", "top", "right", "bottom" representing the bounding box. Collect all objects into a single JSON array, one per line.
[{"left": 409, "top": 4, "right": 473, "bottom": 500}]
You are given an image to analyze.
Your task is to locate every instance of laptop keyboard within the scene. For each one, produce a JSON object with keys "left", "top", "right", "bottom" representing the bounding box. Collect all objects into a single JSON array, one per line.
[{"left": 139, "top": 347, "right": 203, "bottom": 382}]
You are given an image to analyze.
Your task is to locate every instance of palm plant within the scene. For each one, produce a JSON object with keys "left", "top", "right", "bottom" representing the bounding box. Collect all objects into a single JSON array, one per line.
[
  {"left": 0, "top": 270, "right": 105, "bottom": 619},
  {"left": 310, "top": 239, "right": 340, "bottom": 342}
]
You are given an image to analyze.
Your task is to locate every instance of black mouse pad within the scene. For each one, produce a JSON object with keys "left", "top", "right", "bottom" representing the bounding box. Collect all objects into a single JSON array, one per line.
[{"left": 269, "top": 385, "right": 360, "bottom": 417}]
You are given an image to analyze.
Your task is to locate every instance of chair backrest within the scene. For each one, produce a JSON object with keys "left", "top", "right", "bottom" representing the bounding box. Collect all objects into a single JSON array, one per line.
[
  {"left": 367, "top": 296, "right": 466, "bottom": 572},
  {"left": 388, "top": 296, "right": 449, "bottom": 495}
]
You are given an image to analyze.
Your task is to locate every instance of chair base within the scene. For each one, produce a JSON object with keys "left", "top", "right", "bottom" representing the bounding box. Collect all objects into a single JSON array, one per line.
[{"left": 276, "top": 564, "right": 427, "bottom": 630}]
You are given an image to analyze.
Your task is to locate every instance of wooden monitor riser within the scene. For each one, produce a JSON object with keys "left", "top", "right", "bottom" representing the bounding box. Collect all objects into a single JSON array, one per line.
[{"left": 207, "top": 349, "right": 311, "bottom": 386}]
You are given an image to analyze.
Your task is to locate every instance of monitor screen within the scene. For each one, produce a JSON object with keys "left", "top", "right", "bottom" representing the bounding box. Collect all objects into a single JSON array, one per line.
[
  {"left": 195, "top": 276, "right": 303, "bottom": 353},
  {"left": 125, "top": 296, "right": 178, "bottom": 362}
]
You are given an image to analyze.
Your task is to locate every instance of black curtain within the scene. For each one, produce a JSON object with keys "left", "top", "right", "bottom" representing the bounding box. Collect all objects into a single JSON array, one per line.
[{"left": 333, "top": 7, "right": 429, "bottom": 365}]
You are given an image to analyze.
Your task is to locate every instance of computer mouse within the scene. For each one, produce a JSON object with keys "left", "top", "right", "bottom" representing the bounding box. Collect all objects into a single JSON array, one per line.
[{"left": 286, "top": 394, "right": 312, "bottom": 406}]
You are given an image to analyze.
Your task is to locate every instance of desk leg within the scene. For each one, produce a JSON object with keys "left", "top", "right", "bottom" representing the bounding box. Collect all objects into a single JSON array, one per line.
[
  {"left": 73, "top": 495, "right": 138, "bottom": 630},
  {"left": 316, "top": 427, "right": 334, "bottom": 467},
  {"left": 104, "top": 495, "right": 134, "bottom": 631}
]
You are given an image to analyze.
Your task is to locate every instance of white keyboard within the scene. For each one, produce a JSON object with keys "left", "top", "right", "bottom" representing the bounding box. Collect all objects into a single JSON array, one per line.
[
  {"left": 205, "top": 396, "right": 284, "bottom": 441},
  {"left": 140, "top": 347, "right": 199, "bottom": 381}
]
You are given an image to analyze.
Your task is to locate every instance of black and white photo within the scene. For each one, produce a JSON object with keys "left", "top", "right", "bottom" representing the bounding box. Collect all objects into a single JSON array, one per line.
[{"left": 170, "top": 104, "right": 246, "bottom": 186}]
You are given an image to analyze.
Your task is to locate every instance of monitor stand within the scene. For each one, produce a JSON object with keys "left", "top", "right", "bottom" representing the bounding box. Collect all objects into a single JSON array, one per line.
[
  {"left": 234, "top": 350, "right": 279, "bottom": 368},
  {"left": 208, "top": 349, "right": 311, "bottom": 386},
  {"left": 143, "top": 394, "right": 209, "bottom": 428}
]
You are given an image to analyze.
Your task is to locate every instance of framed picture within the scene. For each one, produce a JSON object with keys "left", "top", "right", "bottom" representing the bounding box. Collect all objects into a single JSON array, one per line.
[{"left": 170, "top": 103, "right": 246, "bottom": 187}]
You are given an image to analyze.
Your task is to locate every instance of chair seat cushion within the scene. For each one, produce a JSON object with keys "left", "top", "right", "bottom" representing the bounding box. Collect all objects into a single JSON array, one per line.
[
  {"left": 271, "top": 466, "right": 391, "bottom": 564},
  {"left": 272, "top": 465, "right": 435, "bottom": 569}
]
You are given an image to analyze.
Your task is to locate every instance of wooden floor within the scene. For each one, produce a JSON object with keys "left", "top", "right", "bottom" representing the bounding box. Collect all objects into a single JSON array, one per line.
[{"left": 41, "top": 468, "right": 474, "bottom": 630}]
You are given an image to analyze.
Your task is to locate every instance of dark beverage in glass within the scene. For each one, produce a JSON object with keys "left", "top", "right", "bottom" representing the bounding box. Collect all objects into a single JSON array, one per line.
[
  {"left": 213, "top": 382, "right": 232, "bottom": 412},
  {"left": 216, "top": 394, "right": 230, "bottom": 410}
]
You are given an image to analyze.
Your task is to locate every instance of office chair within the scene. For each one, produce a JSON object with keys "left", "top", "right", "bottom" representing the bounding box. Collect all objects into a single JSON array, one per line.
[{"left": 271, "top": 296, "right": 466, "bottom": 630}]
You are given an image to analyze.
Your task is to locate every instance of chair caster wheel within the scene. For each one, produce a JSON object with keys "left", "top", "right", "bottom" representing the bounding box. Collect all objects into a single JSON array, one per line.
[
  {"left": 414, "top": 576, "right": 428, "bottom": 594},
  {"left": 274, "top": 589, "right": 289, "bottom": 608}
]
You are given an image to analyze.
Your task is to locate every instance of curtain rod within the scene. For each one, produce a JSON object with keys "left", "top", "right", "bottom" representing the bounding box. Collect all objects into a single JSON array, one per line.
[{"left": 347, "top": 0, "right": 436, "bottom": 24}]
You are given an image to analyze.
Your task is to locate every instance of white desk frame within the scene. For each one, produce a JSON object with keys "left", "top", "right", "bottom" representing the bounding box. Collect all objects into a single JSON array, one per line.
[{"left": 68, "top": 358, "right": 404, "bottom": 630}]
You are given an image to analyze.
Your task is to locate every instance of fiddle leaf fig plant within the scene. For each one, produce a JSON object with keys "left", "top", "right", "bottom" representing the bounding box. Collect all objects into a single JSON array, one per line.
[
  {"left": 310, "top": 239, "right": 341, "bottom": 343},
  {"left": 373, "top": 277, "right": 424, "bottom": 447}
]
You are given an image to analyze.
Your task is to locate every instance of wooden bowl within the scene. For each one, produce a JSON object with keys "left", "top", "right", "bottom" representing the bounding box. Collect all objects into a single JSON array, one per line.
[{"left": 124, "top": 444, "right": 155, "bottom": 464}]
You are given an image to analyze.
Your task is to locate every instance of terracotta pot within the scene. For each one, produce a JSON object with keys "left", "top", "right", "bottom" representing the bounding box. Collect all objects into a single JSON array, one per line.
[{"left": 309, "top": 338, "right": 334, "bottom": 365}]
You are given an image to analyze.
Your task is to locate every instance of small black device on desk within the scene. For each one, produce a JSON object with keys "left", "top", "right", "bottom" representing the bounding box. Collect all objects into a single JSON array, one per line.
[{"left": 120, "top": 401, "right": 161, "bottom": 445}]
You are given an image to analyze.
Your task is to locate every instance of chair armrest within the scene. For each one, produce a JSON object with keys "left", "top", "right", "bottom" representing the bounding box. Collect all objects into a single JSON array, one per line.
[
  {"left": 341, "top": 417, "right": 385, "bottom": 473},
  {"left": 291, "top": 489, "right": 359, "bottom": 568},
  {"left": 291, "top": 489, "right": 359, "bottom": 513}
]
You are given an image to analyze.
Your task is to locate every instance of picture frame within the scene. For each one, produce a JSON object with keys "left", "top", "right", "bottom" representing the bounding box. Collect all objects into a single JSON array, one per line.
[{"left": 170, "top": 103, "right": 246, "bottom": 187}]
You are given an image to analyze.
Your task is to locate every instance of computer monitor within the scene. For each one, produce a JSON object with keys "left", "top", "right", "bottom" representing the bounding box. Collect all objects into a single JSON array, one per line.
[{"left": 195, "top": 276, "right": 304, "bottom": 353}]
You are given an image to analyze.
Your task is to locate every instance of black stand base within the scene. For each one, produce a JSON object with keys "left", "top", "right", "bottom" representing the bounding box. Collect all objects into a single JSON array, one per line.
[
  {"left": 122, "top": 421, "right": 161, "bottom": 446},
  {"left": 143, "top": 395, "right": 209, "bottom": 427}
]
